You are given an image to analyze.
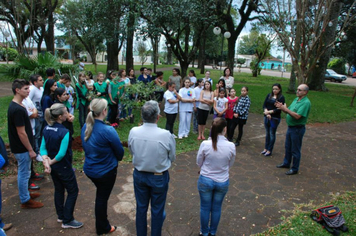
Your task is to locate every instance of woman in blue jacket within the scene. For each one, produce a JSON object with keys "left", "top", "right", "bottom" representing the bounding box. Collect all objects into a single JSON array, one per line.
[{"left": 81, "top": 98, "right": 124, "bottom": 235}]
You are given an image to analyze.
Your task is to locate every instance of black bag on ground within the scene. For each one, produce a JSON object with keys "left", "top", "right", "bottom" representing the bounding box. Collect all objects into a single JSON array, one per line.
[{"left": 310, "top": 205, "right": 348, "bottom": 236}]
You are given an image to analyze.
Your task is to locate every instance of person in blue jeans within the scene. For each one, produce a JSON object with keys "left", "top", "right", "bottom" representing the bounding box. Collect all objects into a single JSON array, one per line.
[
  {"left": 128, "top": 100, "right": 176, "bottom": 236},
  {"left": 261, "top": 83, "right": 285, "bottom": 156},
  {"left": 0, "top": 135, "right": 12, "bottom": 232},
  {"left": 275, "top": 84, "right": 311, "bottom": 175},
  {"left": 41, "top": 103, "right": 83, "bottom": 229},
  {"left": 8, "top": 79, "right": 44, "bottom": 209},
  {"left": 81, "top": 98, "right": 124, "bottom": 235},
  {"left": 196, "top": 118, "right": 236, "bottom": 236}
]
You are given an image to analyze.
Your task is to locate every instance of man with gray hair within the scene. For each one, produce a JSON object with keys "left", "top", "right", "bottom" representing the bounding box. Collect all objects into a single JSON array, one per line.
[
  {"left": 275, "top": 84, "right": 311, "bottom": 175},
  {"left": 128, "top": 100, "right": 176, "bottom": 236}
]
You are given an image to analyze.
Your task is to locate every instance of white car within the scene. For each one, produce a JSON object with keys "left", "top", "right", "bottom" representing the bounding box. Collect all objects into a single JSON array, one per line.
[{"left": 325, "top": 69, "right": 347, "bottom": 83}]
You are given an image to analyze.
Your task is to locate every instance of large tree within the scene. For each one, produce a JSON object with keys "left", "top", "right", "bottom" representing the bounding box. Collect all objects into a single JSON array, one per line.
[
  {"left": 261, "top": 0, "right": 355, "bottom": 91},
  {"left": 59, "top": 0, "right": 104, "bottom": 72},
  {"left": 237, "top": 28, "right": 260, "bottom": 55},
  {"left": 331, "top": 2, "right": 356, "bottom": 75},
  {"left": 0, "top": 0, "right": 40, "bottom": 53},
  {"left": 139, "top": 0, "right": 217, "bottom": 77},
  {"left": 215, "top": 0, "right": 262, "bottom": 75},
  {"left": 36, "top": 0, "right": 60, "bottom": 54},
  {"left": 251, "top": 32, "right": 275, "bottom": 77}
]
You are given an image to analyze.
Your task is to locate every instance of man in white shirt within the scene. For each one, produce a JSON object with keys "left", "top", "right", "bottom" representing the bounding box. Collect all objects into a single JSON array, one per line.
[
  {"left": 29, "top": 74, "right": 44, "bottom": 158},
  {"left": 128, "top": 100, "right": 176, "bottom": 236}
]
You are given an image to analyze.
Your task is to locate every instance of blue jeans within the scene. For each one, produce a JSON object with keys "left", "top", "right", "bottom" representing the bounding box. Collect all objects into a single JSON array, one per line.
[
  {"left": 50, "top": 166, "right": 79, "bottom": 224},
  {"left": 14, "top": 152, "right": 31, "bottom": 203},
  {"left": 193, "top": 110, "right": 198, "bottom": 132},
  {"left": 264, "top": 116, "right": 280, "bottom": 153},
  {"left": 283, "top": 126, "right": 306, "bottom": 171},
  {"left": 198, "top": 175, "right": 229, "bottom": 236},
  {"left": 133, "top": 169, "right": 169, "bottom": 236}
]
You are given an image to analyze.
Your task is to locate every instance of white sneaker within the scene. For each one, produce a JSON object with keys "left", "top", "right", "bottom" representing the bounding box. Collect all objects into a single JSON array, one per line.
[
  {"left": 173, "top": 134, "right": 178, "bottom": 138},
  {"left": 183, "top": 135, "right": 188, "bottom": 138},
  {"left": 36, "top": 154, "right": 43, "bottom": 162},
  {"left": 178, "top": 136, "right": 183, "bottom": 139}
]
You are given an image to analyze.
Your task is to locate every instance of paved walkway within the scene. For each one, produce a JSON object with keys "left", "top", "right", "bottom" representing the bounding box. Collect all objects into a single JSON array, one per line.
[{"left": 1, "top": 114, "right": 356, "bottom": 236}]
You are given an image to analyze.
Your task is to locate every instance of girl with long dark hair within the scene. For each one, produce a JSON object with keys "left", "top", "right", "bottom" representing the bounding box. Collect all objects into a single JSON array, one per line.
[
  {"left": 197, "top": 81, "right": 214, "bottom": 140},
  {"left": 261, "top": 83, "right": 285, "bottom": 156}
]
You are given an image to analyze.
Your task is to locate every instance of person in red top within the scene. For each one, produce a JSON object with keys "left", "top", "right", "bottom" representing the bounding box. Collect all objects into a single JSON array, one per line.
[{"left": 225, "top": 88, "right": 238, "bottom": 141}]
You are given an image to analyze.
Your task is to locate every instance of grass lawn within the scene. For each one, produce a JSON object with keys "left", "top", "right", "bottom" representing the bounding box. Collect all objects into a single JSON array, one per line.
[{"left": 255, "top": 191, "right": 355, "bottom": 236}]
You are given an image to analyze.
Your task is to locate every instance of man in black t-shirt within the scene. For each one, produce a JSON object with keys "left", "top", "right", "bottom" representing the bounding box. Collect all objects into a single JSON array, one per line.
[{"left": 7, "top": 79, "right": 45, "bottom": 209}]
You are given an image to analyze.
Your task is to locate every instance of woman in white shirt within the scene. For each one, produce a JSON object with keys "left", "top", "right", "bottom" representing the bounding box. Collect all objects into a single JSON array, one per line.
[
  {"left": 164, "top": 82, "right": 181, "bottom": 137},
  {"left": 220, "top": 68, "right": 234, "bottom": 94},
  {"left": 196, "top": 118, "right": 235, "bottom": 236},
  {"left": 178, "top": 78, "right": 195, "bottom": 139}
]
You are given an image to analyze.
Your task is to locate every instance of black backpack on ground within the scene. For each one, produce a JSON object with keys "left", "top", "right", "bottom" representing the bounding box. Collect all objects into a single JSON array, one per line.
[{"left": 310, "top": 205, "right": 349, "bottom": 236}]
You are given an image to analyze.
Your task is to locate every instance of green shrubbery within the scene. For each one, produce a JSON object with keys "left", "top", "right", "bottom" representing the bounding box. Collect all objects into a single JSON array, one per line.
[
  {"left": 0, "top": 52, "right": 78, "bottom": 80},
  {"left": 0, "top": 46, "right": 19, "bottom": 61},
  {"left": 328, "top": 58, "right": 346, "bottom": 74}
]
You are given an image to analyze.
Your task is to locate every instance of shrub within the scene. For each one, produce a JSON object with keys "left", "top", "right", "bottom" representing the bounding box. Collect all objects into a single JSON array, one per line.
[
  {"left": 328, "top": 58, "right": 346, "bottom": 74},
  {"left": 0, "top": 46, "right": 19, "bottom": 61},
  {"left": 0, "top": 52, "right": 78, "bottom": 80}
]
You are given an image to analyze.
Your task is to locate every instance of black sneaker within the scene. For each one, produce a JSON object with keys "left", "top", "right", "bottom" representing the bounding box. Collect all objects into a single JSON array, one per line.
[
  {"left": 31, "top": 173, "right": 44, "bottom": 181},
  {"left": 28, "top": 183, "right": 40, "bottom": 190},
  {"left": 61, "top": 220, "right": 84, "bottom": 229},
  {"left": 234, "top": 141, "right": 240, "bottom": 146}
]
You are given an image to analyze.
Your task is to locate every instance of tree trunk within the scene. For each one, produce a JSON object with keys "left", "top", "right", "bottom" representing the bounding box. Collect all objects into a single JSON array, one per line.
[
  {"left": 351, "top": 88, "right": 356, "bottom": 107},
  {"left": 199, "top": 35, "right": 206, "bottom": 75},
  {"left": 107, "top": 40, "right": 119, "bottom": 71},
  {"left": 167, "top": 46, "right": 172, "bottom": 65},
  {"left": 37, "top": 34, "right": 44, "bottom": 55},
  {"left": 288, "top": 64, "right": 297, "bottom": 93},
  {"left": 227, "top": 36, "right": 237, "bottom": 76},
  {"left": 308, "top": 1, "right": 342, "bottom": 91},
  {"left": 151, "top": 35, "right": 159, "bottom": 73},
  {"left": 126, "top": 12, "right": 135, "bottom": 73},
  {"left": 44, "top": 11, "right": 55, "bottom": 54},
  {"left": 180, "top": 60, "right": 189, "bottom": 78}
]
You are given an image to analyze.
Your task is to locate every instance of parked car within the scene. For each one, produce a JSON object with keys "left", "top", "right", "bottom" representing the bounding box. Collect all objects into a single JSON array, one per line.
[
  {"left": 352, "top": 71, "right": 356, "bottom": 78},
  {"left": 324, "top": 69, "right": 347, "bottom": 83}
]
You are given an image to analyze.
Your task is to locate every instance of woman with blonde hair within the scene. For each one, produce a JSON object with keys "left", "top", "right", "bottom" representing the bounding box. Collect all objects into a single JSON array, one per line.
[
  {"left": 81, "top": 98, "right": 124, "bottom": 235},
  {"left": 197, "top": 118, "right": 235, "bottom": 236},
  {"left": 40, "top": 103, "right": 83, "bottom": 229}
]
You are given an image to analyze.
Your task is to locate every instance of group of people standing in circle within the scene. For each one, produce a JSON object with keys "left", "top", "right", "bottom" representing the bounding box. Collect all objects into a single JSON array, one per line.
[
  {"left": 164, "top": 67, "right": 251, "bottom": 147},
  {"left": 4, "top": 65, "right": 294, "bottom": 236}
]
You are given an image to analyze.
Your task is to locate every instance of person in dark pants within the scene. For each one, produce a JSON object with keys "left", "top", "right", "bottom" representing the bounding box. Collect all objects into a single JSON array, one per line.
[
  {"left": 275, "top": 84, "right": 311, "bottom": 175},
  {"left": 228, "top": 87, "right": 251, "bottom": 146},
  {"left": 163, "top": 82, "right": 181, "bottom": 137},
  {"left": 75, "top": 72, "right": 88, "bottom": 128},
  {"left": 128, "top": 101, "right": 176, "bottom": 236},
  {"left": 41, "top": 103, "right": 83, "bottom": 229},
  {"left": 81, "top": 98, "right": 124, "bottom": 235}
]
